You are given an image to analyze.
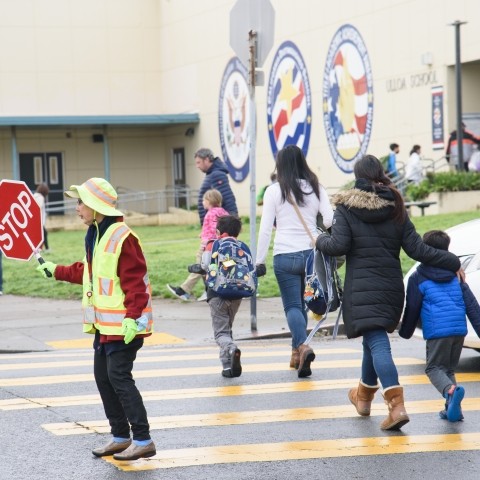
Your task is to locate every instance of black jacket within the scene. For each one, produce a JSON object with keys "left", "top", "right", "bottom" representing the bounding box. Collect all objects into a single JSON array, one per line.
[
  {"left": 197, "top": 158, "right": 238, "bottom": 225},
  {"left": 316, "top": 180, "right": 460, "bottom": 339}
]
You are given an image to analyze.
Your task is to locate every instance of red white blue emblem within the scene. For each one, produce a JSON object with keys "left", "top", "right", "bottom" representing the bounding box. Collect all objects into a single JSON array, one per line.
[
  {"left": 322, "top": 24, "right": 374, "bottom": 173},
  {"left": 267, "top": 41, "right": 312, "bottom": 159},
  {"left": 218, "top": 57, "right": 250, "bottom": 183}
]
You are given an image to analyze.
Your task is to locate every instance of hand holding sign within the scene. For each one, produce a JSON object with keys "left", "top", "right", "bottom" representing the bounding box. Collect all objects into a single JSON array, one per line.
[{"left": 0, "top": 180, "right": 51, "bottom": 276}]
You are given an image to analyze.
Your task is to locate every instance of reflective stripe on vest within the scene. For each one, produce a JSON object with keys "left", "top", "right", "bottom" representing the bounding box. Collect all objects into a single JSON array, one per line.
[{"left": 81, "top": 222, "right": 153, "bottom": 335}]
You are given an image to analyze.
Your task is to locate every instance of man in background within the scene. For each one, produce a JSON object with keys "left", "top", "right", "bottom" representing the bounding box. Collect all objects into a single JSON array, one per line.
[{"left": 167, "top": 148, "right": 238, "bottom": 301}]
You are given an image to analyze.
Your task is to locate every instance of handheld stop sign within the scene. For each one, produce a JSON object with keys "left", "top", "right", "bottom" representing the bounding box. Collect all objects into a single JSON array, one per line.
[{"left": 0, "top": 179, "right": 51, "bottom": 276}]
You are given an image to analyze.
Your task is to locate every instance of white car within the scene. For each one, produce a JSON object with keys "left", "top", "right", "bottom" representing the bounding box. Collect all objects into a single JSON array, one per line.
[{"left": 403, "top": 219, "right": 480, "bottom": 351}]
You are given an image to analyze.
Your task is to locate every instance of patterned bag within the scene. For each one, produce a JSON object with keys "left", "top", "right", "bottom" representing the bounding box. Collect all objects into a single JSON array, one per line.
[
  {"left": 304, "top": 249, "right": 341, "bottom": 316},
  {"left": 205, "top": 237, "right": 257, "bottom": 299}
]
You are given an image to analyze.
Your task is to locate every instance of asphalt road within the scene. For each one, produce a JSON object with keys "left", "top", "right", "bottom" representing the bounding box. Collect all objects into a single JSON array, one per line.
[{"left": 1, "top": 295, "right": 480, "bottom": 479}]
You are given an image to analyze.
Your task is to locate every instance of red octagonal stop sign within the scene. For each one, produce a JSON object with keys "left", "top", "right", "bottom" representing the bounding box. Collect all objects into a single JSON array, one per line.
[{"left": 0, "top": 180, "right": 44, "bottom": 261}]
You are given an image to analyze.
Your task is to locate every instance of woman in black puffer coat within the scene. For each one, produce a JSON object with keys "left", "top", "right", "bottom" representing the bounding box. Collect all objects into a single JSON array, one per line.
[{"left": 316, "top": 155, "right": 461, "bottom": 431}]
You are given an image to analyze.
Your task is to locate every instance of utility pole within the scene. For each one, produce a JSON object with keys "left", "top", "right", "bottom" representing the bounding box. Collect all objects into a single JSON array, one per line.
[{"left": 449, "top": 20, "right": 467, "bottom": 170}]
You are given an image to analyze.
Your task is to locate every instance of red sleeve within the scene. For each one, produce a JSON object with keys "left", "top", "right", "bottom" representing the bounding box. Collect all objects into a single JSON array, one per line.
[
  {"left": 118, "top": 234, "right": 150, "bottom": 319},
  {"left": 54, "top": 262, "right": 84, "bottom": 284}
]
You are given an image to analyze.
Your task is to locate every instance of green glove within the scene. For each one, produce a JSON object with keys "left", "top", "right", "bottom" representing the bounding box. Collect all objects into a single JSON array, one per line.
[
  {"left": 122, "top": 318, "right": 137, "bottom": 344},
  {"left": 36, "top": 261, "right": 57, "bottom": 278}
]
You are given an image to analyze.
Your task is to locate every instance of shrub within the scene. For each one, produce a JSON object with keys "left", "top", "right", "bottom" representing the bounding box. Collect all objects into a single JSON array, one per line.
[{"left": 406, "top": 172, "right": 480, "bottom": 201}]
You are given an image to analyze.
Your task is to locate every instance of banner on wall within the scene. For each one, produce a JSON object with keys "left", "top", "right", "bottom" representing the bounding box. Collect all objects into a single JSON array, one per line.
[
  {"left": 266, "top": 40, "right": 312, "bottom": 160},
  {"left": 431, "top": 86, "right": 444, "bottom": 150},
  {"left": 322, "top": 24, "right": 374, "bottom": 174},
  {"left": 218, "top": 57, "right": 251, "bottom": 183}
]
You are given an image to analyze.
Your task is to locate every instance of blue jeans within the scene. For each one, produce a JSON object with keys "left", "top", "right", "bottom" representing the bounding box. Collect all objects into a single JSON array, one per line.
[
  {"left": 273, "top": 250, "right": 310, "bottom": 349},
  {"left": 361, "top": 329, "right": 399, "bottom": 389}
]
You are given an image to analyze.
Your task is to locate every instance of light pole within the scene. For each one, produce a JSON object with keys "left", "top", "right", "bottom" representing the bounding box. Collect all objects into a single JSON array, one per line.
[{"left": 449, "top": 20, "right": 467, "bottom": 170}]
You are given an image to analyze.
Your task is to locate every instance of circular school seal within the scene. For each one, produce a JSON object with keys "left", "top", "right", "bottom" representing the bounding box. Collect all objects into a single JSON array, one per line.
[
  {"left": 218, "top": 57, "right": 250, "bottom": 183},
  {"left": 266, "top": 41, "right": 312, "bottom": 160},
  {"left": 322, "top": 24, "right": 374, "bottom": 173}
]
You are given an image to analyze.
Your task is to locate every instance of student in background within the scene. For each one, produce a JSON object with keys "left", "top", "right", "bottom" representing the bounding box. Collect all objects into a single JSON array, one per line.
[
  {"left": 446, "top": 122, "right": 480, "bottom": 171},
  {"left": 167, "top": 189, "right": 228, "bottom": 302},
  {"left": 256, "top": 172, "right": 277, "bottom": 206},
  {"left": 405, "top": 145, "right": 423, "bottom": 185},
  {"left": 33, "top": 183, "right": 50, "bottom": 251}
]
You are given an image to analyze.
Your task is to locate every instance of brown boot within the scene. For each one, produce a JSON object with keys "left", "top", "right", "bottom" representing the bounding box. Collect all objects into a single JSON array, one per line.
[
  {"left": 290, "top": 348, "right": 300, "bottom": 369},
  {"left": 297, "top": 344, "right": 315, "bottom": 378},
  {"left": 381, "top": 386, "right": 410, "bottom": 430},
  {"left": 348, "top": 381, "right": 379, "bottom": 416}
]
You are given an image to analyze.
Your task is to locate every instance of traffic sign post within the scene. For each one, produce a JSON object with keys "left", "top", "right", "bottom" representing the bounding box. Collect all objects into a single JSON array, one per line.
[
  {"left": 0, "top": 179, "right": 51, "bottom": 275},
  {"left": 230, "top": 0, "right": 275, "bottom": 332}
]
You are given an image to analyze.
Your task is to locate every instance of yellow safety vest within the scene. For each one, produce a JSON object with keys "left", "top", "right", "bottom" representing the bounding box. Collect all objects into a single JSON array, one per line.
[{"left": 82, "top": 222, "right": 153, "bottom": 335}]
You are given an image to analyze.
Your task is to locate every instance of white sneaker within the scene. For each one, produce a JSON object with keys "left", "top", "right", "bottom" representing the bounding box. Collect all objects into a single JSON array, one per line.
[{"left": 197, "top": 291, "right": 208, "bottom": 302}]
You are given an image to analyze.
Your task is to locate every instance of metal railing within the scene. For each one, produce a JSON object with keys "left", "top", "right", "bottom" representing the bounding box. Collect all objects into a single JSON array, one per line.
[
  {"left": 46, "top": 185, "right": 199, "bottom": 216},
  {"left": 390, "top": 155, "right": 450, "bottom": 196}
]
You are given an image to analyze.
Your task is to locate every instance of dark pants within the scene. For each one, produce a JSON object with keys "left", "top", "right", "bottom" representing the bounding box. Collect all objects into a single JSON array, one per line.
[
  {"left": 93, "top": 338, "right": 151, "bottom": 441},
  {"left": 43, "top": 227, "right": 49, "bottom": 250},
  {"left": 425, "top": 336, "right": 464, "bottom": 396}
]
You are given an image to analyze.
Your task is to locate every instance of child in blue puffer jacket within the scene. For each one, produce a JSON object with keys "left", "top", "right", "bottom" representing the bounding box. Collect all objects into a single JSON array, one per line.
[{"left": 399, "top": 230, "right": 480, "bottom": 422}]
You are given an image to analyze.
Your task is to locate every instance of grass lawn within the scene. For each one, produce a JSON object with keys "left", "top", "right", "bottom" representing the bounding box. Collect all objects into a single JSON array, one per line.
[{"left": 1, "top": 210, "right": 478, "bottom": 300}]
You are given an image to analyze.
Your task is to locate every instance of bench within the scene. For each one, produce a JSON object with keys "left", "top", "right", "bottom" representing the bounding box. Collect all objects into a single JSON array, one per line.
[{"left": 404, "top": 201, "right": 437, "bottom": 216}]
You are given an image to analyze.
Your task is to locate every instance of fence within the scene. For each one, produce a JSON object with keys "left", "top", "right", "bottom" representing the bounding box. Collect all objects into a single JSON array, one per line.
[{"left": 46, "top": 185, "right": 199, "bottom": 216}]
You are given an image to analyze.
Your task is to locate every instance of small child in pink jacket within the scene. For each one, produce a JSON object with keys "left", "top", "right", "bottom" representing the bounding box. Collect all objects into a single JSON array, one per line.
[
  {"left": 200, "top": 189, "right": 229, "bottom": 248},
  {"left": 167, "top": 189, "right": 228, "bottom": 301}
]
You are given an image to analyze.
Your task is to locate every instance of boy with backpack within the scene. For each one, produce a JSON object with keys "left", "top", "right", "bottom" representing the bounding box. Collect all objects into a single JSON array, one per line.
[
  {"left": 399, "top": 229, "right": 480, "bottom": 422},
  {"left": 188, "top": 215, "right": 257, "bottom": 378}
]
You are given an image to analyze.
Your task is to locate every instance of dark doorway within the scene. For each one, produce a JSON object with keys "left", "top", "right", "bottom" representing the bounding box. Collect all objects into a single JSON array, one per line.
[
  {"left": 173, "top": 148, "right": 187, "bottom": 209},
  {"left": 19, "top": 153, "right": 64, "bottom": 215}
]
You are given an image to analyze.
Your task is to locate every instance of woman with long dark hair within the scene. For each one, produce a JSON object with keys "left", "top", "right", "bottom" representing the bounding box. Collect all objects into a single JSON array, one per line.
[
  {"left": 256, "top": 145, "right": 334, "bottom": 378},
  {"left": 316, "top": 154, "right": 461, "bottom": 430}
]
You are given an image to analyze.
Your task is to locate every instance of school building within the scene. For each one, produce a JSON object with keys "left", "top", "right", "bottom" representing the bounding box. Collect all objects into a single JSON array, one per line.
[{"left": 0, "top": 0, "right": 479, "bottom": 217}]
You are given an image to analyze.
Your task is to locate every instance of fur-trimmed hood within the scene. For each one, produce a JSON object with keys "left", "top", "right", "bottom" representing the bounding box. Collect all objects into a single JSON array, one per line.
[
  {"left": 331, "top": 188, "right": 394, "bottom": 210},
  {"left": 331, "top": 181, "right": 396, "bottom": 224}
]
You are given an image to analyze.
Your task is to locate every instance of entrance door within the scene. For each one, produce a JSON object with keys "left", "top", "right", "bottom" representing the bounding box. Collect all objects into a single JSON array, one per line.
[
  {"left": 172, "top": 148, "right": 187, "bottom": 209},
  {"left": 19, "top": 153, "right": 64, "bottom": 215}
]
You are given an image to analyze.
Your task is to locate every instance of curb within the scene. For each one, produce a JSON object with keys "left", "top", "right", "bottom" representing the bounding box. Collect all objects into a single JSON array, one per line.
[{"left": 238, "top": 323, "right": 346, "bottom": 341}]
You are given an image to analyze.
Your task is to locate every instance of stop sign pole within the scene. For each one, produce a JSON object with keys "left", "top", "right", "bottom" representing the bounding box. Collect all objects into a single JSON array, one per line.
[
  {"left": 0, "top": 179, "right": 52, "bottom": 276},
  {"left": 248, "top": 30, "right": 258, "bottom": 331},
  {"left": 230, "top": 0, "right": 275, "bottom": 331}
]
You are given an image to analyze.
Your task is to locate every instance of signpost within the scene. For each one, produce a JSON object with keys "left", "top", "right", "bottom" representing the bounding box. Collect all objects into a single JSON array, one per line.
[
  {"left": 0, "top": 179, "right": 50, "bottom": 275},
  {"left": 230, "top": 0, "right": 275, "bottom": 331}
]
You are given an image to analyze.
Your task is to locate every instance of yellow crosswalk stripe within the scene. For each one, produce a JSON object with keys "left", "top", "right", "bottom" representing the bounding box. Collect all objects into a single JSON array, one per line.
[
  {"left": 0, "top": 357, "right": 424, "bottom": 387},
  {"left": 46, "top": 332, "right": 185, "bottom": 349},
  {"left": 2, "top": 373, "right": 480, "bottom": 411},
  {"left": 0, "top": 348, "right": 359, "bottom": 371},
  {"left": 42, "top": 398, "right": 480, "bottom": 436},
  {"left": 0, "top": 344, "right": 309, "bottom": 360},
  {"left": 103, "top": 433, "right": 480, "bottom": 470}
]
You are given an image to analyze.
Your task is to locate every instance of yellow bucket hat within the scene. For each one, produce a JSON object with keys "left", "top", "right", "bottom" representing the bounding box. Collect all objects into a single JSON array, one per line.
[{"left": 64, "top": 178, "right": 123, "bottom": 216}]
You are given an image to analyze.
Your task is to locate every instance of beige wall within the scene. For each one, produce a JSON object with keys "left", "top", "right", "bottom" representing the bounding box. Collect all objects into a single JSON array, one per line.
[{"left": 0, "top": 0, "right": 479, "bottom": 217}]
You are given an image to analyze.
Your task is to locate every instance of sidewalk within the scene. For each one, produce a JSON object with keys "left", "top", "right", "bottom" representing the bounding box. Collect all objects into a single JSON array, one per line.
[
  {"left": 0, "top": 295, "right": 342, "bottom": 353},
  {"left": 0, "top": 295, "right": 277, "bottom": 353}
]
